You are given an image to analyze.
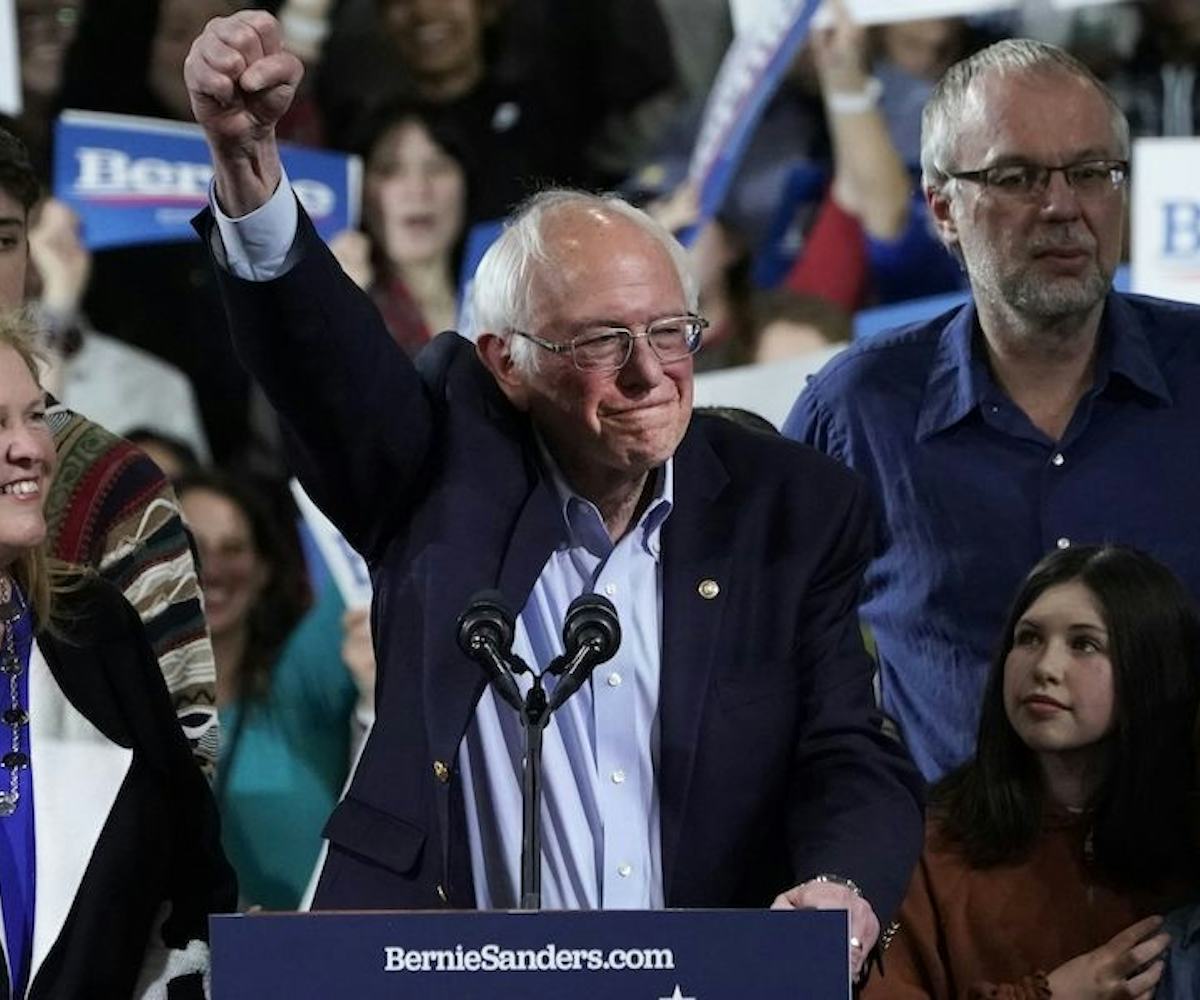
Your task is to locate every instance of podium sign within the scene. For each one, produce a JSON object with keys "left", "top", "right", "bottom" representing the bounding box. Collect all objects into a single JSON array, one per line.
[{"left": 211, "top": 908, "right": 849, "bottom": 999}]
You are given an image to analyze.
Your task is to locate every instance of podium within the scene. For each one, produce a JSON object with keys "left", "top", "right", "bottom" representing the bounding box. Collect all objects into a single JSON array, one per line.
[{"left": 210, "top": 908, "right": 850, "bottom": 998}]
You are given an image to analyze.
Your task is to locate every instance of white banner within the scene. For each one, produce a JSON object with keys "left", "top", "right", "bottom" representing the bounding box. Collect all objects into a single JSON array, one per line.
[
  {"left": 290, "top": 479, "right": 373, "bottom": 610},
  {"left": 732, "top": 0, "right": 1126, "bottom": 31},
  {"left": 0, "top": 0, "right": 20, "bottom": 117},
  {"left": 693, "top": 345, "right": 845, "bottom": 429},
  {"left": 1131, "top": 138, "right": 1200, "bottom": 306}
]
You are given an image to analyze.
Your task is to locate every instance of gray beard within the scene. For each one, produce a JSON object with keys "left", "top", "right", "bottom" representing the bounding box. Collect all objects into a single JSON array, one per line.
[{"left": 1004, "top": 265, "right": 1110, "bottom": 320}]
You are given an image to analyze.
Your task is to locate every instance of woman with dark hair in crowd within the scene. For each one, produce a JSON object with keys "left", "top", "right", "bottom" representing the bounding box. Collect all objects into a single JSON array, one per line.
[
  {"left": 331, "top": 104, "right": 469, "bottom": 355},
  {"left": 864, "top": 544, "right": 1200, "bottom": 999},
  {"left": 0, "top": 315, "right": 234, "bottom": 997},
  {"left": 177, "top": 470, "right": 363, "bottom": 910}
]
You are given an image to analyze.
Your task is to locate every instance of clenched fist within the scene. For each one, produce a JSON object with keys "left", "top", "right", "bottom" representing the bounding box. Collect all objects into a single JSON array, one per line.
[{"left": 183, "top": 10, "right": 304, "bottom": 214}]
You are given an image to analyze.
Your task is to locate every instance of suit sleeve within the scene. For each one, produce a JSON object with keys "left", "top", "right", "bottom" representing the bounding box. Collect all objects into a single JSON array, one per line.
[
  {"left": 199, "top": 206, "right": 437, "bottom": 562},
  {"left": 785, "top": 472, "right": 924, "bottom": 923}
]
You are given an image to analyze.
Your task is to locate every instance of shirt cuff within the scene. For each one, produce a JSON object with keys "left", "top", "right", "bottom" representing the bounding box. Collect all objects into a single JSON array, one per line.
[{"left": 210, "top": 167, "right": 301, "bottom": 281}]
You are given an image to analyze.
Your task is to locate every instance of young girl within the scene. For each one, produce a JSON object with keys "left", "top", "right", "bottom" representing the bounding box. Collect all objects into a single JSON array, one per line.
[{"left": 865, "top": 544, "right": 1200, "bottom": 999}]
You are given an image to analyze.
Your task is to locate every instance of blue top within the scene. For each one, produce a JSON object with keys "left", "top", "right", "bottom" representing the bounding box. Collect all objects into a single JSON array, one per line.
[
  {"left": 218, "top": 583, "right": 358, "bottom": 910},
  {"left": 1160, "top": 901, "right": 1200, "bottom": 999},
  {"left": 866, "top": 191, "right": 965, "bottom": 306},
  {"left": 784, "top": 292, "right": 1200, "bottom": 780},
  {"left": 0, "top": 603, "right": 34, "bottom": 997}
]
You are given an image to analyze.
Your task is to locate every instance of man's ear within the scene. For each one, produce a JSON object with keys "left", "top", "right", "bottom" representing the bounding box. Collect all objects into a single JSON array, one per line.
[
  {"left": 925, "top": 183, "right": 960, "bottom": 254},
  {"left": 476, "top": 332, "right": 531, "bottom": 410}
]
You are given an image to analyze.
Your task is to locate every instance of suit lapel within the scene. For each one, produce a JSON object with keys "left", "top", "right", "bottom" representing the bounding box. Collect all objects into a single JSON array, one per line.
[
  {"left": 28, "top": 641, "right": 131, "bottom": 986},
  {"left": 427, "top": 446, "right": 565, "bottom": 768},
  {"left": 425, "top": 452, "right": 564, "bottom": 905},
  {"left": 658, "top": 427, "right": 732, "bottom": 898}
]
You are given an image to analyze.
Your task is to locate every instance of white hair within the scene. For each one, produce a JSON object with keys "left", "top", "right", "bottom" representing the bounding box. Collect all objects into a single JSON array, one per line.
[
  {"left": 462, "top": 189, "right": 699, "bottom": 374},
  {"left": 920, "top": 38, "right": 1131, "bottom": 193}
]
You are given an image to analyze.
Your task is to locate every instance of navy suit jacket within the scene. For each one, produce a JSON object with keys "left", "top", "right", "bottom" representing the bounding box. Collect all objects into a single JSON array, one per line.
[{"left": 205, "top": 210, "right": 923, "bottom": 922}]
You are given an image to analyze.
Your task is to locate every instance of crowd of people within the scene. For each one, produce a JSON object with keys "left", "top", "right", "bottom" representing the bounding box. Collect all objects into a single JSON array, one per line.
[{"left": 0, "top": 0, "right": 1198, "bottom": 996}]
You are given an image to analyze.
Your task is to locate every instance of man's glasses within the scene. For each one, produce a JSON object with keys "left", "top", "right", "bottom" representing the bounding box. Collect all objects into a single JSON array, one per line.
[
  {"left": 944, "top": 159, "right": 1129, "bottom": 201},
  {"left": 510, "top": 315, "right": 708, "bottom": 372}
]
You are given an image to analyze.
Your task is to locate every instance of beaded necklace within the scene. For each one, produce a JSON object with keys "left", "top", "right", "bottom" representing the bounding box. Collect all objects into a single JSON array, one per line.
[{"left": 0, "top": 576, "right": 29, "bottom": 816}]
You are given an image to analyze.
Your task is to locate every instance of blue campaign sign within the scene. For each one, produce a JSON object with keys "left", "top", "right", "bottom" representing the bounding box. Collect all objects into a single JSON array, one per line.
[
  {"left": 211, "top": 908, "right": 849, "bottom": 999},
  {"left": 52, "top": 110, "right": 361, "bottom": 250}
]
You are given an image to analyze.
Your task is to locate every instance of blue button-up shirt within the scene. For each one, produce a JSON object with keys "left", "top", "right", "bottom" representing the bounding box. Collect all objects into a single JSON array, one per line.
[
  {"left": 785, "top": 293, "right": 1200, "bottom": 780},
  {"left": 458, "top": 447, "right": 673, "bottom": 910}
]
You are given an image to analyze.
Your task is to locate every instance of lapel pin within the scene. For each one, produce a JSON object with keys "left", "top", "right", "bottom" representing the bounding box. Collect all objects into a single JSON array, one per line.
[{"left": 698, "top": 579, "right": 720, "bottom": 600}]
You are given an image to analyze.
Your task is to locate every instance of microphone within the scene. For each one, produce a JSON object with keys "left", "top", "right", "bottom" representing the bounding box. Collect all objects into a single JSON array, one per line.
[
  {"left": 546, "top": 593, "right": 621, "bottom": 713},
  {"left": 457, "top": 590, "right": 524, "bottom": 712}
]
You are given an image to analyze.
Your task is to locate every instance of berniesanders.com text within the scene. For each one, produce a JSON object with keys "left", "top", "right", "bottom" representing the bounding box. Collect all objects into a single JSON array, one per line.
[{"left": 383, "top": 943, "right": 675, "bottom": 974}]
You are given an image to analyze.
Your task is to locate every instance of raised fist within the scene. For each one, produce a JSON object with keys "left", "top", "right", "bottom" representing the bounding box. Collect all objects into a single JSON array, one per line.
[{"left": 184, "top": 11, "right": 303, "bottom": 150}]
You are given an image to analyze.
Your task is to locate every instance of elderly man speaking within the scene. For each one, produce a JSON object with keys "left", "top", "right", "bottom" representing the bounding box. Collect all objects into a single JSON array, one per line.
[{"left": 184, "top": 9, "right": 923, "bottom": 978}]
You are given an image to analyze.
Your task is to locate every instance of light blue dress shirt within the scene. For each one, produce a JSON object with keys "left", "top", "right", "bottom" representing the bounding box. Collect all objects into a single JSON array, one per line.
[
  {"left": 212, "top": 180, "right": 675, "bottom": 910},
  {"left": 460, "top": 446, "right": 673, "bottom": 910}
]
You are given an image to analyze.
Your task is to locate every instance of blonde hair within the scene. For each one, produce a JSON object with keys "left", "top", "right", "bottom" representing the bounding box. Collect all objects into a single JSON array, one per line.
[{"left": 0, "top": 311, "right": 85, "bottom": 632}]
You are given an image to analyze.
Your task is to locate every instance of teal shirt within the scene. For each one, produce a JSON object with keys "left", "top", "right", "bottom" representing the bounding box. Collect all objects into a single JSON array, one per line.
[{"left": 218, "top": 584, "right": 358, "bottom": 909}]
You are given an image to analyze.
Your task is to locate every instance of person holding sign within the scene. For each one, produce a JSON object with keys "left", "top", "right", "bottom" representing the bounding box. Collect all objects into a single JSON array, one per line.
[
  {"left": 787, "top": 38, "right": 1200, "bottom": 784},
  {"left": 0, "top": 125, "right": 219, "bottom": 780},
  {"left": 184, "top": 9, "right": 924, "bottom": 981}
]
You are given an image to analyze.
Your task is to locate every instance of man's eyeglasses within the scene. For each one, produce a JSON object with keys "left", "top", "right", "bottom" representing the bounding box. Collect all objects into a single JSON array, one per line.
[
  {"left": 510, "top": 315, "right": 708, "bottom": 372},
  {"left": 945, "top": 159, "right": 1129, "bottom": 200}
]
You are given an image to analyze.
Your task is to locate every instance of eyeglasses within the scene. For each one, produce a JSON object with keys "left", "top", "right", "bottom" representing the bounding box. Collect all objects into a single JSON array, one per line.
[
  {"left": 510, "top": 315, "right": 708, "bottom": 372},
  {"left": 945, "top": 159, "right": 1129, "bottom": 200}
]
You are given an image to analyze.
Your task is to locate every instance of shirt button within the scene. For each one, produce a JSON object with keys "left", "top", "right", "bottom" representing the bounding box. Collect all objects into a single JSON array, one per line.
[
  {"left": 1056, "top": 537, "right": 1071, "bottom": 549},
  {"left": 611, "top": 769, "right": 626, "bottom": 784},
  {"left": 604, "top": 583, "right": 617, "bottom": 597},
  {"left": 1051, "top": 453, "right": 1065, "bottom": 467},
  {"left": 617, "top": 864, "right": 632, "bottom": 878},
  {"left": 607, "top": 672, "right": 622, "bottom": 687}
]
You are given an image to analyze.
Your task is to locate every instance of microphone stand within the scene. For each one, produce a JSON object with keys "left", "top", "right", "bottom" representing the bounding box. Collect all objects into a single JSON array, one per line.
[
  {"left": 466, "top": 629, "right": 549, "bottom": 910},
  {"left": 519, "top": 638, "right": 604, "bottom": 909},
  {"left": 519, "top": 677, "right": 548, "bottom": 910},
  {"left": 459, "top": 593, "right": 619, "bottom": 912}
]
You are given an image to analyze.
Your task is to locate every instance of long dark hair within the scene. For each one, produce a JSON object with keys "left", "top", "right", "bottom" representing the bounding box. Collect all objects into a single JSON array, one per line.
[
  {"left": 934, "top": 544, "right": 1200, "bottom": 888},
  {"left": 353, "top": 100, "right": 473, "bottom": 274},
  {"left": 175, "top": 471, "right": 310, "bottom": 702}
]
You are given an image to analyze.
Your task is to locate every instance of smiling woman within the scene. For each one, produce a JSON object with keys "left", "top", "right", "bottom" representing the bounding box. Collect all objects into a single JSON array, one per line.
[
  {"left": 175, "top": 470, "right": 366, "bottom": 911},
  {"left": 0, "top": 314, "right": 235, "bottom": 998}
]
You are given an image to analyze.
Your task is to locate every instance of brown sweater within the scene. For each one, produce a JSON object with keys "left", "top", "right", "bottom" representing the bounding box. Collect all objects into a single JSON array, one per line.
[{"left": 863, "top": 813, "right": 1171, "bottom": 1000}]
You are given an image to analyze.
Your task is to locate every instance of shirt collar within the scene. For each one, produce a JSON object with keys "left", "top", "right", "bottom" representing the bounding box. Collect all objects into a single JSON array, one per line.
[
  {"left": 535, "top": 431, "right": 674, "bottom": 560},
  {"left": 915, "top": 293, "right": 1172, "bottom": 442},
  {"left": 915, "top": 302, "right": 984, "bottom": 442},
  {"left": 1095, "top": 293, "right": 1172, "bottom": 404}
]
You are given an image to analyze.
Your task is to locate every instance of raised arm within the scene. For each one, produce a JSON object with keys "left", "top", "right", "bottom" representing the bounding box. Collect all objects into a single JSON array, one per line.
[
  {"left": 184, "top": 10, "right": 303, "bottom": 216},
  {"left": 811, "top": 1, "right": 912, "bottom": 242}
]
